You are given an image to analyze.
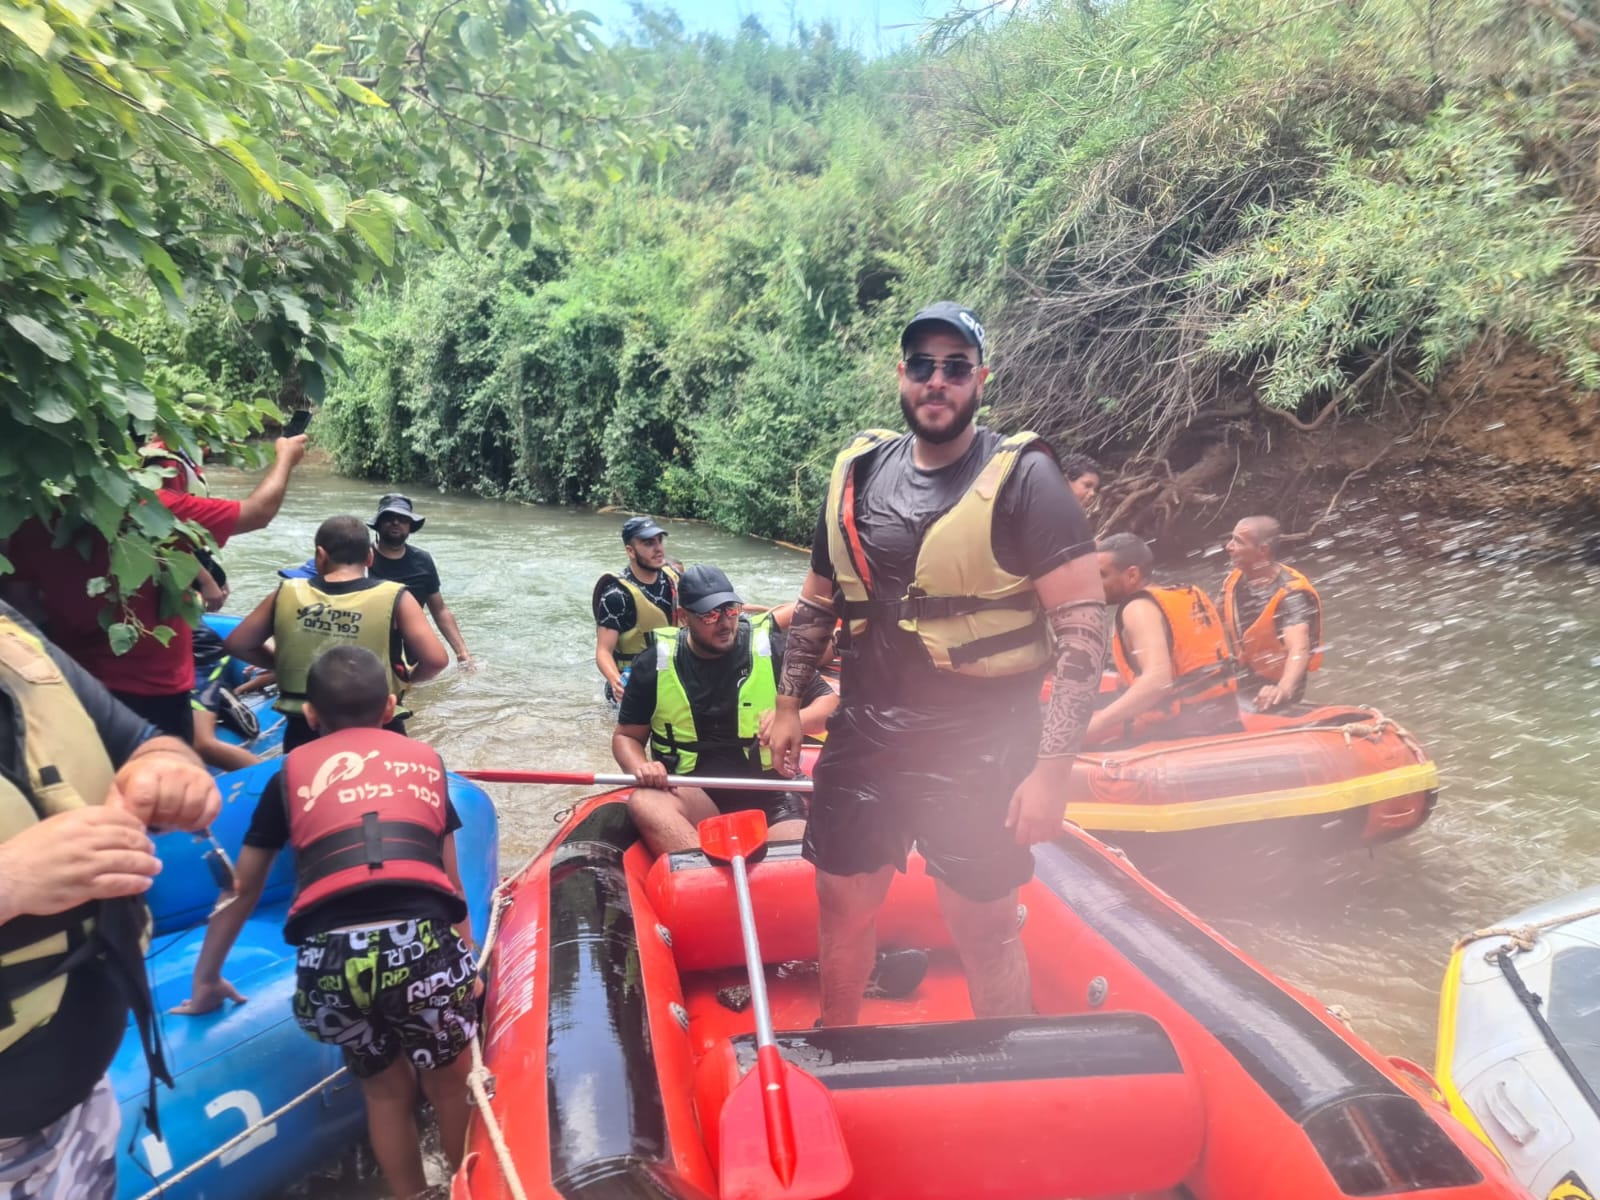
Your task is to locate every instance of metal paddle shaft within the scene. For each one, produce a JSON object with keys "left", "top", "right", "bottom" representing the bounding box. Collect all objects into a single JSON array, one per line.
[
  {"left": 460, "top": 768, "right": 813, "bottom": 793},
  {"left": 698, "top": 811, "right": 852, "bottom": 1200}
]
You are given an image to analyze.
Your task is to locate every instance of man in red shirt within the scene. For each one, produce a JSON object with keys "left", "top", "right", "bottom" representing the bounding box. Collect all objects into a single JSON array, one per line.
[{"left": 4, "top": 435, "right": 308, "bottom": 740}]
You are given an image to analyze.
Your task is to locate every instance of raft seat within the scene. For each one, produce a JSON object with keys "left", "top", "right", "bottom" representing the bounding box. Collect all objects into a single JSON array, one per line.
[
  {"left": 649, "top": 844, "right": 954, "bottom": 972},
  {"left": 692, "top": 1013, "right": 1205, "bottom": 1200}
]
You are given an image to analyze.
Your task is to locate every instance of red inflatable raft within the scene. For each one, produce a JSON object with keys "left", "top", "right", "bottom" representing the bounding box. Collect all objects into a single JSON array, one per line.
[
  {"left": 454, "top": 792, "right": 1518, "bottom": 1200},
  {"left": 1068, "top": 702, "right": 1439, "bottom": 846}
]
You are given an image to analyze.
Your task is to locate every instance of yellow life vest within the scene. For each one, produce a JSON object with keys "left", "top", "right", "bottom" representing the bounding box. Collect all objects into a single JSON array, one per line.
[
  {"left": 0, "top": 615, "right": 116, "bottom": 1055},
  {"left": 1220, "top": 565, "right": 1324, "bottom": 683},
  {"left": 593, "top": 566, "right": 680, "bottom": 668},
  {"left": 273, "top": 578, "right": 405, "bottom": 715},
  {"left": 649, "top": 615, "right": 777, "bottom": 776},
  {"left": 824, "top": 429, "right": 1052, "bottom": 678}
]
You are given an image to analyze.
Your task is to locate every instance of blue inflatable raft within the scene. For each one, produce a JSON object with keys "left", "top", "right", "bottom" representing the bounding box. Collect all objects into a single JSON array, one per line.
[
  {"left": 197, "top": 614, "right": 286, "bottom": 769},
  {"left": 111, "top": 760, "right": 500, "bottom": 1200}
]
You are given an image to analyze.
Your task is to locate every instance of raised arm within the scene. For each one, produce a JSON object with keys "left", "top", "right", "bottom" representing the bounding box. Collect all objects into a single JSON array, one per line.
[{"left": 234, "top": 436, "right": 307, "bottom": 534}]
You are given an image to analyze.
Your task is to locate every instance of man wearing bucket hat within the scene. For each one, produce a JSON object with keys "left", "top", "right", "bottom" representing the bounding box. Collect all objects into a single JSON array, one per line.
[
  {"left": 593, "top": 515, "right": 680, "bottom": 703},
  {"left": 368, "top": 494, "right": 474, "bottom": 673}
]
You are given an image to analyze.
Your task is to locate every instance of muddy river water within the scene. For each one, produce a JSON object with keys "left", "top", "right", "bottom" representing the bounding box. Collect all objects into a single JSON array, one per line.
[{"left": 205, "top": 464, "right": 1599, "bottom": 1195}]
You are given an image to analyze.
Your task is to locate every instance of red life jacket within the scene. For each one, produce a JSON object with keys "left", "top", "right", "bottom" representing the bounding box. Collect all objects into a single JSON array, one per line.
[{"left": 283, "top": 727, "right": 459, "bottom": 921}]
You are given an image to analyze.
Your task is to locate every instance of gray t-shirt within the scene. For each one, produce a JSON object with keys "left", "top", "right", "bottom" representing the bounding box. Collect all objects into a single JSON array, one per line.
[{"left": 810, "top": 428, "right": 1094, "bottom": 720}]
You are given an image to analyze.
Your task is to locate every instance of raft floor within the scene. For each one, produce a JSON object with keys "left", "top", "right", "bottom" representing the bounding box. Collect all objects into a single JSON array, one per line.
[{"left": 681, "top": 948, "right": 1186, "bottom": 1200}]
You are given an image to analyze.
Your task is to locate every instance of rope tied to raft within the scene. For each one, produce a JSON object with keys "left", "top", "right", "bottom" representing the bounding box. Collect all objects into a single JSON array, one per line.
[
  {"left": 128, "top": 1068, "right": 349, "bottom": 1199},
  {"left": 1452, "top": 901, "right": 1600, "bottom": 956},
  {"left": 465, "top": 881, "right": 534, "bottom": 1200},
  {"left": 1082, "top": 707, "right": 1404, "bottom": 770}
]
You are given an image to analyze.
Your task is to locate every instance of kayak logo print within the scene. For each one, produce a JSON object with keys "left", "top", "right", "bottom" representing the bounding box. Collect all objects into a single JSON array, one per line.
[
  {"left": 298, "top": 749, "right": 381, "bottom": 811},
  {"left": 295, "top": 601, "right": 366, "bottom": 637}
]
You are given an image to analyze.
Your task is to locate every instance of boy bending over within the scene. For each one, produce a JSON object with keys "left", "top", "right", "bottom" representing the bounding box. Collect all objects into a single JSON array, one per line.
[{"left": 176, "top": 645, "right": 478, "bottom": 1198}]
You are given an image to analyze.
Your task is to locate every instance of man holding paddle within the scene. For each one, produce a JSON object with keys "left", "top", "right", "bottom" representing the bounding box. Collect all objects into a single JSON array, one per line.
[
  {"left": 767, "top": 302, "right": 1105, "bottom": 1025},
  {"left": 613, "top": 564, "right": 836, "bottom": 856}
]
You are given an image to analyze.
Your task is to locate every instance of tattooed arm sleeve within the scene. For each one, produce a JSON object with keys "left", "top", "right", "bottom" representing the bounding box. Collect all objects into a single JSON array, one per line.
[
  {"left": 778, "top": 594, "right": 836, "bottom": 699},
  {"left": 1039, "top": 600, "right": 1107, "bottom": 759}
]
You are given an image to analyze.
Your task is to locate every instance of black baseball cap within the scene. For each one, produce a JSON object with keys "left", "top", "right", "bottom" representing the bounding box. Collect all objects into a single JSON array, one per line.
[
  {"left": 677, "top": 564, "right": 742, "bottom": 614},
  {"left": 368, "top": 493, "right": 424, "bottom": 531},
  {"left": 621, "top": 515, "right": 666, "bottom": 544},
  {"left": 901, "top": 301, "right": 987, "bottom": 362}
]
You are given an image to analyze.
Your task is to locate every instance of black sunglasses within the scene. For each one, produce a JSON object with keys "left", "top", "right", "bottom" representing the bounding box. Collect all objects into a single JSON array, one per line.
[{"left": 905, "top": 355, "right": 976, "bottom": 384}]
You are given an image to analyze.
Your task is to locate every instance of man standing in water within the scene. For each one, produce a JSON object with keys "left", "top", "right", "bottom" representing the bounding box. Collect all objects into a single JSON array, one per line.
[
  {"left": 1219, "top": 515, "right": 1322, "bottom": 710},
  {"left": 593, "top": 516, "right": 680, "bottom": 703},
  {"left": 368, "top": 494, "right": 475, "bottom": 672},
  {"left": 767, "top": 302, "right": 1105, "bottom": 1025}
]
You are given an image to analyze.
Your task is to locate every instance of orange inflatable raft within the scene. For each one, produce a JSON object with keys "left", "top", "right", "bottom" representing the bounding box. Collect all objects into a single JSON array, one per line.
[
  {"left": 1069, "top": 703, "right": 1439, "bottom": 846},
  {"left": 454, "top": 792, "right": 1515, "bottom": 1200}
]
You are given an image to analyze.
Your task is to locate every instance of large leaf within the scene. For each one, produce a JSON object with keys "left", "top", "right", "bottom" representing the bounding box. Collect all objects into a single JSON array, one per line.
[
  {"left": 6, "top": 314, "right": 72, "bottom": 361},
  {"left": 0, "top": 4, "right": 56, "bottom": 56}
]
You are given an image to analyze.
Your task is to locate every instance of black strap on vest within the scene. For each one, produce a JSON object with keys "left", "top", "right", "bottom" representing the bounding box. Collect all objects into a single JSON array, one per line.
[
  {"left": 839, "top": 592, "right": 1038, "bottom": 623},
  {"left": 295, "top": 819, "right": 445, "bottom": 892},
  {"left": 945, "top": 621, "right": 1049, "bottom": 670}
]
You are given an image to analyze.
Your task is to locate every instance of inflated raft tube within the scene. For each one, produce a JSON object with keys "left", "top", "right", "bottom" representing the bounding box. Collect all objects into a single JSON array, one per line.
[
  {"left": 113, "top": 765, "right": 499, "bottom": 1200},
  {"left": 457, "top": 796, "right": 1517, "bottom": 1200}
]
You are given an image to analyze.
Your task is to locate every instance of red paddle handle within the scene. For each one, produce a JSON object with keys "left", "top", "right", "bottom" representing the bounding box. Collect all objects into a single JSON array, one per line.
[{"left": 757, "top": 1043, "right": 798, "bottom": 1187}]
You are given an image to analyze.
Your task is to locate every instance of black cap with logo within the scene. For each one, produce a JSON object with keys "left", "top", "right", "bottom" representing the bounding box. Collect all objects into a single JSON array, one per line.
[{"left": 901, "top": 301, "right": 987, "bottom": 362}]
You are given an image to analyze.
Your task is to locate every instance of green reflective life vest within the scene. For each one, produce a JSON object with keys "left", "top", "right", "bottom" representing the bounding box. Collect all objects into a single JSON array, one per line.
[
  {"left": 648, "top": 615, "right": 776, "bottom": 776},
  {"left": 272, "top": 578, "right": 405, "bottom": 715}
]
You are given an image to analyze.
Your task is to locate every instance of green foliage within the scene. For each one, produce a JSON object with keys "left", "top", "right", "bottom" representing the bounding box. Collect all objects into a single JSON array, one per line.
[
  {"left": 316, "top": 0, "right": 1600, "bottom": 540},
  {"left": 1198, "top": 104, "right": 1600, "bottom": 406},
  {"left": 1, "top": 0, "right": 663, "bottom": 632}
]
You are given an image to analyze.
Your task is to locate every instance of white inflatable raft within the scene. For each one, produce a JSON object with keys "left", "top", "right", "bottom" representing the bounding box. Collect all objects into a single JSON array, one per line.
[{"left": 1436, "top": 886, "right": 1600, "bottom": 1200}]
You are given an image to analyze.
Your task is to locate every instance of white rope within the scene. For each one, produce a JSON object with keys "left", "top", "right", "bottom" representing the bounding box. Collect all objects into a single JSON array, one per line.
[
  {"left": 129, "top": 1067, "right": 348, "bottom": 1199},
  {"left": 464, "top": 882, "right": 533, "bottom": 1200},
  {"left": 1081, "top": 709, "right": 1397, "bottom": 769},
  {"left": 1454, "top": 901, "right": 1600, "bottom": 955}
]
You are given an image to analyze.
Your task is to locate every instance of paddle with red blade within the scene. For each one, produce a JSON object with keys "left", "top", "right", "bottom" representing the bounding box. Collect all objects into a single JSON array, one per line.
[
  {"left": 699, "top": 810, "right": 851, "bottom": 1200},
  {"left": 459, "top": 769, "right": 813, "bottom": 793}
]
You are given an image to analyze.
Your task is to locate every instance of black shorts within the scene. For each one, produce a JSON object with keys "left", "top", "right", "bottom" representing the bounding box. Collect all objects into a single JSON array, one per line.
[
  {"left": 701, "top": 782, "right": 808, "bottom": 830},
  {"left": 802, "top": 704, "right": 1039, "bottom": 903}
]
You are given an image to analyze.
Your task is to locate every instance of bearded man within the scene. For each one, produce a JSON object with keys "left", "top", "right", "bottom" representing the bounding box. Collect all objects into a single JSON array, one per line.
[{"left": 767, "top": 301, "right": 1105, "bottom": 1026}]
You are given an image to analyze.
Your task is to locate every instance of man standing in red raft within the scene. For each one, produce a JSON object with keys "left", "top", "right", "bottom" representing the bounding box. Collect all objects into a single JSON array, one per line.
[{"left": 767, "top": 302, "right": 1106, "bottom": 1025}]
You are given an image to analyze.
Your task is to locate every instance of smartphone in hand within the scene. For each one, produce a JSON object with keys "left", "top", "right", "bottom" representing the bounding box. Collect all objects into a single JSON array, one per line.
[{"left": 284, "top": 409, "right": 312, "bottom": 438}]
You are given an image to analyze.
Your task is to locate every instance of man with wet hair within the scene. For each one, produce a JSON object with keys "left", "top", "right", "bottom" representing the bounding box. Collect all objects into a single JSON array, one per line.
[
  {"left": 369, "top": 494, "right": 475, "bottom": 673},
  {"left": 767, "top": 301, "right": 1106, "bottom": 1026},
  {"left": 176, "top": 643, "right": 478, "bottom": 1200},
  {"left": 1087, "top": 532, "right": 1238, "bottom": 746},
  {"left": 593, "top": 515, "right": 680, "bottom": 703},
  {"left": 224, "top": 514, "right": 447, "bottom": 751},
  {"left": 1220, "top": 515, "right": 1323, "bottom": 709}
]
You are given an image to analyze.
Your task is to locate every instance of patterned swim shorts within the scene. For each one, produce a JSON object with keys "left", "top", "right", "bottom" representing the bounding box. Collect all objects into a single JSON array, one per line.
[
  {"left": 0, "top": 1075, "right": 118, "bottom": 1200},
  {"left": 292, "top": 918, "right": 478, "bottom": 1079}
]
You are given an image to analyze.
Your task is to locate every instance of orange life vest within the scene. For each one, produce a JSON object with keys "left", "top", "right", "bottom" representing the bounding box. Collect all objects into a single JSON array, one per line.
[
  {"left": 1111, "top": 585, "right": 1236, "bottom": 733},
  {"left": 1220, "top": 565, "right": 1323, "bottom": 683},
  {"left": 283, "top": 727, "right": 463, "bottom": 923}
]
